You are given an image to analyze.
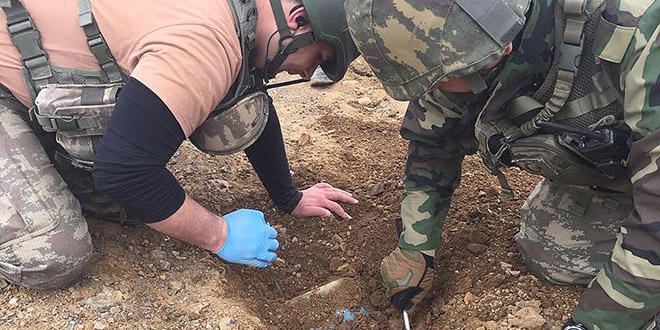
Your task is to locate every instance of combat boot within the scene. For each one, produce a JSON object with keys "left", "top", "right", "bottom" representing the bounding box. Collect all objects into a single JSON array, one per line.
[
  {"left": 562, "top": 320, "right": 587, "bottom": 330},
  {"left": 381, "top": 247, "right": 435, "bottom": 311}
]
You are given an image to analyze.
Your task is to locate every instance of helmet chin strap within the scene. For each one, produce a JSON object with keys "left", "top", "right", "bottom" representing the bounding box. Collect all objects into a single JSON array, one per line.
[
  {"left": 464, "top": 59, "right": 506, "bottom": 94},
  {"left": 263, "top": 0, "right": 316, "bottom": 82},
  {"left": 463, "top": 73, "right": 489, "bottom": 94}
]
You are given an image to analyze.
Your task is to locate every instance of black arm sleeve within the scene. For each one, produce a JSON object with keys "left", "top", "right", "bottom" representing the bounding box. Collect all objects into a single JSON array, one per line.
[
  {"left": 244, "top": 99, "right": 302, "bottom": 214},
  {"left": 92, "top": 77, "right": 186, "bottom": 223}
]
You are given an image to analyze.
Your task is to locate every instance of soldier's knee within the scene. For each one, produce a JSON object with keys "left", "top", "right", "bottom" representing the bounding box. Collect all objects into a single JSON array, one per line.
[
  {"left": 515, "top": 179, "right": 629, "bottom": 286},
  {"left": 1, "top": 225, "right": 94, "bottom": 290},
  {"left": 515, "top": 240, "right": 597, "bottom": 286},
  {"left": 35, "top": 237, "right": 94, "bottom": 290}
]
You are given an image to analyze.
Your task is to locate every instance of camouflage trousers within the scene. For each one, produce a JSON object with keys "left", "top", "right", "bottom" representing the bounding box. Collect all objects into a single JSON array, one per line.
[
  {"left": 0, "top": 92, "right": 93, "bottom": 290},
  {"left": 518, "top": 180, "right": 660, "bottom": 329},
  {"left": 516, "top": 179, "right": 632, "bottom": 286},
  {"left": 398, "top": 93, "right": 480, "bottom": 251}
]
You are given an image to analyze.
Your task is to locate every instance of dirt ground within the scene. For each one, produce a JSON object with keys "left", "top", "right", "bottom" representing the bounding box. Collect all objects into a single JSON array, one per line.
[{"left": 0, "top": 58, "right": 585, "bottom": 330}]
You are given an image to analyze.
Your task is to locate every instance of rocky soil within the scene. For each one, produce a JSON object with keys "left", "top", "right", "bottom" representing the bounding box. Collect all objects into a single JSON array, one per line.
[{"left": 0, "top": 58, "right": 584, "bottom": 330}]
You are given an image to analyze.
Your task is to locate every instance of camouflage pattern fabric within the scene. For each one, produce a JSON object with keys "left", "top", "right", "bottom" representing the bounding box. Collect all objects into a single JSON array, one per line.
[
  {"left": 517, "top": 179, "right": 631, "bottom": 286},
  {"left": 394, "top": 0, "right": 556, "bottom": 252},
  {"left": 33, "top": 84, "right": 139, "bottom": 224},
  {"left": 0, "top": 95, "right": 93, "bottom": 290},
  {"left": 344, "top": 0, "right": 530, "bottom": 101},
  {"left": 398, "top": 90, "right": 480, "bottom": 251},
  {"left": 33, "top": 84, "right": 121, "bottom": 163},
  {"left": 571, "top": 1, "right": 660, "bottom": 329},
  {"left": 55, "top": 161, "right": 141, "bottom": 225},
  {"left": 34, "top": 83, "right": 270, "bottom": 163},
  {"left": 189, "top": 91, "right": 270, "bottom": 156},
  {"left": 347, "top": 0, "right": 660, "bottom": 327}
]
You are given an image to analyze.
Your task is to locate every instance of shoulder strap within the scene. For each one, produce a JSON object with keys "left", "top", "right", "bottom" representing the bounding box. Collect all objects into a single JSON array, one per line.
[
  {"left": 213, "top": 0, "right": 260, "bottom": 114},
  {"left": 518, "top": 0, "right": 588, "bottom": 136},
  {"left": 489, "top": 0, "right": 590, "bottom": 143},
  {"left": 480, "top": 0, "right": 593, "bottom": 196},
  {"left": 1, "top": 0, "right": 53, "bottom": 91},
  {"left": 77, "top": 0, "right": 124, "bottom": 83},
  {"left": 1, "top": 0, "right": 124, "bottom": 95}
]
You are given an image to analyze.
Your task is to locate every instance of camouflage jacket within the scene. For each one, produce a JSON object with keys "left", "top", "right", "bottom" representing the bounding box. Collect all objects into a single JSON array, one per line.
[{"left": 570, "top": 0, "right": 660, "bottom": 329}]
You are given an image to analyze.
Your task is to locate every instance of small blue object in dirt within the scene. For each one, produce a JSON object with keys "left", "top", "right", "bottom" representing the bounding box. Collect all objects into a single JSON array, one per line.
[
  {"left": 309, "top": 307, "right": 371, "bottom": 330},
  {"left": 335, "top": 308, "right": 355, "bottom": 322}
]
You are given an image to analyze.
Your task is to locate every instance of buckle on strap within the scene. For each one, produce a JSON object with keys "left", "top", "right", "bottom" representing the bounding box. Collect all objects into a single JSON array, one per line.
[
  {"left": 6, "top": 15, "right": 53, "bottom": 82},
  {"left": 563, "top": 0, "right": 586, "bottom": 17},
  {"left": 559, "top": 42, "right": 582, "bottom": 72},
  {"left": 559, "top": 0, "right": 586, "bottom": 71},
  {"left": 78, "top": 0, "right": 93, "bottom": 26},
  {"left": 83, "top": 28, "right": 124, "bottom": 83},
  {"left": 79, "top": 0, "right": 125, "bottom": 84},
  {"left": 87, "top": 35, "right": 113, "bottom": 66},
  {"left": 29, "top": 107, "right": 96, "bottom": 132},
  {"left": 54, "top": 150, "right": 94, "bottom": 171}
]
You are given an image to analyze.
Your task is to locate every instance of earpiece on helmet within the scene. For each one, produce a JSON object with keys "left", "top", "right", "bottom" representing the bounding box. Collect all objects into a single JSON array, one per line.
[
  {"left": 290, "top": 4, "right": 308, "bottom": 27},
  {"left": 296, "top": 16, "right": 309, "bottom": 27}
]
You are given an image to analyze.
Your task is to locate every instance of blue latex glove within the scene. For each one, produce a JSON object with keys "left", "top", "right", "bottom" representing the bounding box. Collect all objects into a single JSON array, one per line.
[{"left": 214, "top": 209, "right": 279, "bottom": 268}]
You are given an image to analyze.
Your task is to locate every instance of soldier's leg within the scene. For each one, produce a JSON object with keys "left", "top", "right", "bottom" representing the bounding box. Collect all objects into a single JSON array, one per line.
[
  {"left": 0, "top": 94, "right": 93, "bottom": 290},
  {"left": 516, "top": 179, "right": 631, "bottom": 286}
]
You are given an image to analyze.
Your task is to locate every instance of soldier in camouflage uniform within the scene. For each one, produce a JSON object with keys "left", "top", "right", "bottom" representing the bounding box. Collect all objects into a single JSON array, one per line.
[{"left": 345, "top": 0, "right": 660, "bottom": 328}]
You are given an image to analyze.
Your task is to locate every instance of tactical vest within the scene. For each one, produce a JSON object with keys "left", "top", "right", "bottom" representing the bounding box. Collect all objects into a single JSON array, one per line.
[
  {"left": 1, "top": 0, "right": 266, "bottom": 169},
  {"left": 475, "top": 0, "right": 638, "bottom": 195}
]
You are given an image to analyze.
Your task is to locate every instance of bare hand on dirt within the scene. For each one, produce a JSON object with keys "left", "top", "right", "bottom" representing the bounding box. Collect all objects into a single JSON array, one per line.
[{"left": 291, "top": 182, "right": 358, "bottom": 219}]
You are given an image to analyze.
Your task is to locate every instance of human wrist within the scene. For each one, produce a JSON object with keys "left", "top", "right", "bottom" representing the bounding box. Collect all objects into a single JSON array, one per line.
[
  {"left": 212, "top": 216, "right": 229, "bottom": 253},
  {"left": 276, "top": 189, "right": 303, "bottom": 214}
]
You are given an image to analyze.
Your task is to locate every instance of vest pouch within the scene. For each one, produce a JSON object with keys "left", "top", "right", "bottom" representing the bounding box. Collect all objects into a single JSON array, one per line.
[
  {"left": 508, "top": 133, "right": 620, "bottom": 187},
  {"left": 592, "top": 7, "right": 638, "bottom": 100},
  {"left": 190, "top": 91, "right": 269, "bottom": 155},
  {"left": 593, "top": 7, "right": 636, "bottom": 65},
  {"left": 31, "top": 84, "right": 122, "bottom": 169}
]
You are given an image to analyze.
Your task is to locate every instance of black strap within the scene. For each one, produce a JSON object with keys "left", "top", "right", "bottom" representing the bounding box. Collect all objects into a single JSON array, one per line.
[
  {"left": 264, "top": 0, "right": 316, "bottom": 80},
  {"left": 214, "top": 0, "right": 260, "bottom": 113}
]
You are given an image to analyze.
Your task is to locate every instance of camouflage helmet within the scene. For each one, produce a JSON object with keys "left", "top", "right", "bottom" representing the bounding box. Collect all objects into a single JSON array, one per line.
[
  {"left": 345, "top": 0, "right": 531, "bottom": 101},
  {"left": 302, "top": 0, "right": 360, "bottom": 81}
]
